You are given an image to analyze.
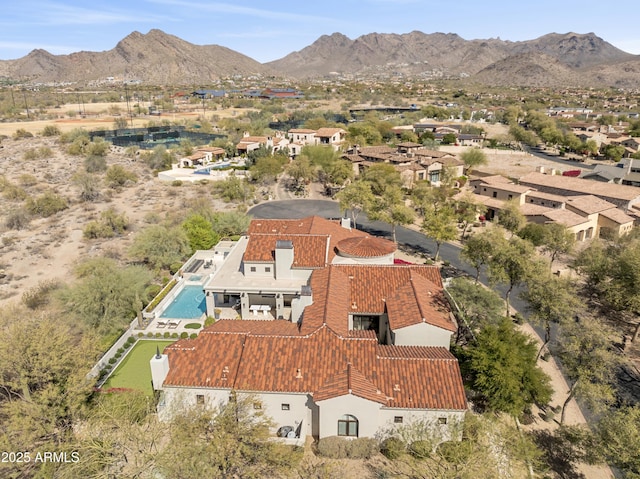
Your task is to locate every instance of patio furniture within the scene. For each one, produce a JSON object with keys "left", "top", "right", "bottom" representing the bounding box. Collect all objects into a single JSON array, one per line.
[
  {"left": 259, "top": 305, "right": 271, "bottom": 317},
  {"left": 156, "top": 320, "right": 167, "bottom": 328},
  {"left": 249, "top": 305, "right": 261, "bottom": 315},
  {"left": 168, "top": 319, "right": 181, "bottom": 329}
]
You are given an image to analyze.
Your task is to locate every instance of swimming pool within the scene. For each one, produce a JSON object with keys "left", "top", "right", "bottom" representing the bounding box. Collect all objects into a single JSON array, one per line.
[{"left": 160, "top": 285, "right": 206, "bottom": 319}]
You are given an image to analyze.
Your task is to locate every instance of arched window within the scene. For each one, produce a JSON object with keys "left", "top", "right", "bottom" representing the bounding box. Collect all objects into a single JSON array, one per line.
[{"left": 337, "top": 414, "right": 358, "bottom": 437}]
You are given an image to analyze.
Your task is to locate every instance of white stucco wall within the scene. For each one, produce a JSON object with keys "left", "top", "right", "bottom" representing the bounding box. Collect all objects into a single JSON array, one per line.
[
  {"left": 378, "top": 409, "right": 466, "bottom": 442},
  {"left": 393, "top": 323, "right": 452, "bottom": 348},
  {"left": 316, "top": 394, "right": 382, "bottom": 439}
]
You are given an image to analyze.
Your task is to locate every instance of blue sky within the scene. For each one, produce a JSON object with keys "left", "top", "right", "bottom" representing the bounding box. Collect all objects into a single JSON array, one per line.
[{"left": 1, "top": 0, "right": 639, "bottom": 62}]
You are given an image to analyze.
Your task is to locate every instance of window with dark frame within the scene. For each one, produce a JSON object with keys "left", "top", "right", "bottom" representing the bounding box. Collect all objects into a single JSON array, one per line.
[
  {"left": 250, "top": 266, "right": 256, "bottom": 272},
  {"left": 438, "top": 417, "right": 448, "bottom": 425},
  {"left": 265, "top": 266, "right": 271, "bottom": 273},
  {"left": 196, "top": 394, "right": 205, "bottom": 405},
  {"left": 394, "top": 416, "right": 403, "bottom": 423},
  {"left": 253, "top": 402, "right": 262, "bottom": 410},
  {"left": 337, "top": 414, "right": 358, "bottom": 437},
  {"left": 281, "top": 403, "right": 290, "bottom": 411}
]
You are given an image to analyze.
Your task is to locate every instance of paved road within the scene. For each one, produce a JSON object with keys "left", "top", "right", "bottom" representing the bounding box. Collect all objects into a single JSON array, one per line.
[{"left": 249, "top": 199, "right": 528, "bottom": 314}]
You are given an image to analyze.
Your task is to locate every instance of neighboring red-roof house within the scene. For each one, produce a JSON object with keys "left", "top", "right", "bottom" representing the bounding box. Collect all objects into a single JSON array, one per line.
[{"left": 152, "top": 216, "right": 466, "bottom": 441}]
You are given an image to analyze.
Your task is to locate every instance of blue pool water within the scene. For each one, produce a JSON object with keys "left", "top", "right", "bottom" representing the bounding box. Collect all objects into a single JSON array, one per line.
[{"left": 160, "top": 285, "right": 206, "bottom": 319}]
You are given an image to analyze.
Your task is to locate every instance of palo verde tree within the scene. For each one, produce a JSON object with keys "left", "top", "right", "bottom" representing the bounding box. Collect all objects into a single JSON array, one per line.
[
  {"left": 520, "top": 262, "right": 581, "bottom": 359},
  {"left": 460, "top": 148, "right": 488, "bottom": 176},
  {"left": 555, "top": 316, "right": 624, "bottom": 424},
  {"left": 335, "top": 180, "right": 374, "bottom": 229},
  {"left": 421, "top": 203, "right": 457, "bottom": 261},
  {"left": 487, "top": 234, "right": 535, "bottom": 317},
  {"left": 460, "top": 228, "right": 504, "bottom": 283}
]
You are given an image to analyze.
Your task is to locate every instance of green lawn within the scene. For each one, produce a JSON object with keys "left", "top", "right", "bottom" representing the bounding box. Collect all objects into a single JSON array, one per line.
[{"left": 102, "top": 340, "right": 175, "bottom": 395}]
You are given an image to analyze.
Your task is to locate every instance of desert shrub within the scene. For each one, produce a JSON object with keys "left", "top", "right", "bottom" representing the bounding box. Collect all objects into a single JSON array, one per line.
[
  {"left": 108, "top": 357, "right": 117, "bottom": 365},
  {"left": 381, "top": 437, "right": 406, "bottom": 459},
  {"left": 180, "top": 332, "right": 188, "bottom": 339},
  {"left": 83, "top": 221, "right": 112, "bottom": 239},
  {"left": 204, "top": 316, "right": 215, "bottom": 327},
  {"left": 123, "top": 341, "right": 131, "bottom": 349},
  {"left": 105, "top": 165, "right": 138, "bottom": 188},
  {"left": 316, "top": 436, "right": 349, "bottom": 459},
  {"left": 5, "top": 209, "right": 30, "bottom": 230},
  {"left": 347, "top": 437, "right": 379, "bottom": 459},
  {"left": 59, "top": 128, "right": 89, "bottom": 144},
  {"left": 2, "top": 183, "right": 28, "bottom": 201},
  {"left": 171, "top": 333, "right": 178, "bottom": 338},
  {"left": 126, "top": 336, "right": 136, "bottom": 344},
  {"left": 42, "top": 125, "right": 61, "bottom": 137},
  {"left": 25, "top": 191, "right": 68, "bottom": 217},
  {"left": 114, "top": 352, "right": 121, "bottom": 359},
  {"left": 147, "top": 332, "right": 154, "bottom": 338},
  {"left": 18, "top": 174, "right": 38, "bottom": 187},
  {"left": 83, "top": 208, "right": 129, "bottom": 238},
  {"left": 408, "top": 440, "right": 432, "bottom": 459},
  {"left": 22, "top": 149, "right": 39, "bottom": 161},
  {"left": 13, "top": 128, "right": 33, "bottom": 139},
  {"left": 103, "top": 364, "right": 112, "bottom": 371},
  {"left": 84, "top": 154, "right": 107, "bottom": 172},
  {"left": 67, "top": 137, "right": 90, "bottom": 156},
  {"left": 36, "top": 146, "right": 53, "bottom": 159},
  {"left": 117, "top": 348, "right": 124, "bottom": 354},
  {"left": 164, "top": 332, "right": 171, "bottom": 338},
  {"left": 189, "top": 333, "right": 198, "bottom": 339},
  {"left": 85, "top": 138, "right": 109, "bottom": 157},
  {"left": 155, "top": 333, "right": 162, "bottom": 338},
  {"left": 21, "top": 279, "right": 61, "bottom": 309},
  {"left": 171, "top": 180, "right": 183, "bottom": 187}
]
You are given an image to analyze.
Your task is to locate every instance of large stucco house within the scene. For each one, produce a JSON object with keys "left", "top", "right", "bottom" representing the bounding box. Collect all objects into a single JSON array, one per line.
[{"left": 151, "top": 216, "right": 466, "bottom": 443}]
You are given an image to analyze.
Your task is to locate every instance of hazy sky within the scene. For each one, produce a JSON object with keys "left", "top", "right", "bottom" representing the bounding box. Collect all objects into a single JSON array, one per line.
[{"left": 1, "top": 0, "right": 639, "bottom": 62}]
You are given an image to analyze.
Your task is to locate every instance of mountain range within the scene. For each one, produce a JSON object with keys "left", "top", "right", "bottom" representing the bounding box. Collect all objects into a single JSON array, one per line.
[{"left": 0, "top": 29, "right": 639, "bottom": 88}]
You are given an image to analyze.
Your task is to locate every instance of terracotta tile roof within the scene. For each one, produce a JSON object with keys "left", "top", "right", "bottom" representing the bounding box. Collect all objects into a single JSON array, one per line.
[
  {"left": 333, "top": 264, "right": 443, "bottom": 314},
  {"left": 299, "top": 266, "right": 352, "bottom": 336},
  {"left": 519, "top": 172, "right": 640, "bottom": 202},
  {"left": 247, "top": 216, "right": 367, "bottom": 263},
  {"left": 335, "top": 236, "right": 396, "bottom": 258},
  {"left": 289, "top": 129, "right": 316, "bottom": 134},
  {"left": 203, "top": 319, "right": 302, "bottom": 336},
  {"left": 163, "top": 325, "right": 467, "bottom": 410},
  {"left": 244, "top": 233, "right": 329, "bottom": 267},
  {"left": 314, "top": 363, "right": 389, "bottom": 404},
  {"left": 385, "top": 272, "right": 457, "bottom": 332},
  {"left": 414, "top": 149, "right": 452, "bottom": 159}
]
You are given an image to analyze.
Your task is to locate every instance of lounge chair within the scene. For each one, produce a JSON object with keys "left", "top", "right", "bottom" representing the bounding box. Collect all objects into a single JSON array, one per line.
[{"left": 156, "top": 320, "right": 167, "bottom": 328}]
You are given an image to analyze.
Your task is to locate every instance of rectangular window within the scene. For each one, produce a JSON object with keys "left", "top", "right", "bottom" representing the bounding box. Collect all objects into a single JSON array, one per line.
[
  {"left": 250, "top": 266, "right": 256, "bottom": 272},
  {"left": 394, "top": 416, "right": 403, "bottom": 424},
  {"left": 281, "top": 403, "right": 290, "bottom": 411},
  {"left": 492, "top": 191, "right": 497, "bottom": 198},
  {"left": 253, "top": 402, "right": 262, "bottom": 410},
  {"left": 265, "top": 267, "right": 271, "bottom": 273},
  {"left": 438, "top": 417, "right": 447, "bottom": 425},
  {"left": 196, "top": 394, "right": 205, "bottom": 405},
  {"left": 508, "top": 194, "right": 513, "bottom": 200}
]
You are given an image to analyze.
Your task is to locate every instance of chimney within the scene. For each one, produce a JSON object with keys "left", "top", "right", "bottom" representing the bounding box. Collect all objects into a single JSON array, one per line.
[
  {"left": 291, "top": 285, "right": 313, "bottom": 323},
  {"left": 341, "top": 217, "right": 351, "bottom": 230},
  {"left": 275, "top": 240, "right": 294, "bottom": 279},
  {"left": 150, "top": 349, "right": 170, "bottom": 390}
]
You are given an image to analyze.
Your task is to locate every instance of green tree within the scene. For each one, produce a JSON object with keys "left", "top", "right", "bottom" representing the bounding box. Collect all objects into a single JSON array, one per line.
[
  {"left": 0, "top": 307, "right": 97, "bottom": 475},
  {"left": 447, "top": 277, "right": 505, "bottom": 345},
  {"left": 213, "top": 176, "right": 254, "bottom": 203},
  {"left": 57, "top": 257, "right": 153, "bottom": 338},
  {"left": 129, "top": 224, "right": 191, "bottom": 270},
  {"left": 441, "top": 133, "right": 457, "bottom": 145},
  {"left": 460, "top": 148, "right": 488, "bottom": 176},
  {"left": 459, "top": 319, "right": 552, "bottom": 417},
  {"left": 422, "top": 204, "right": 457, "bottom": 261},
  {"left": 144, "top": 145, "right": 174, "bottom": 171},
  {"left": 487, "top": 235, "right": 534, "bottom": 317},
  {"left": 212, "top": 211, "right": 252, "bottom": 238},
  {"left": 182, "top": 214, "right": 220, "bottom": 252},
  {"left": 455, "top": 193, "right": 486, "bottom": 240},
  {"left": 335, "top": 180, "right": 374, "bottom": 229},
  {"left": 249, "top": 155, "right": 287, "bottom": 184},
  {"left": 601, "top": 144, "right": 626, "bottom": 162},
  {"left": 157, "top": 393, "right": 301, "bottom": 478},
  {"left": 592, "top": 406, "right": 640, "bottom": 478},
  {"left": 461, "top": 229, "right": 503, "bottom": 283},
  {"left": 556, "top": 316, "right": 623, "bottom": 424},
  {"left": 521, "top": 264, "right": 581, "bottom": 359},
  {"left": 286, "top": 156, "right": 315, "bottom": 189},
  {"left": 496, "top": 200, "right": 525, "bottom": 237},
  {"left": 540, "top": 222, "right": 575, "bottom": 268}
]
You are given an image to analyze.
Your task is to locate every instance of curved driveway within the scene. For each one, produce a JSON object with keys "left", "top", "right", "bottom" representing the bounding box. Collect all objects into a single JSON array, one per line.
[{"left": 249, "top": 199, "right": 528, "bottom": 314}]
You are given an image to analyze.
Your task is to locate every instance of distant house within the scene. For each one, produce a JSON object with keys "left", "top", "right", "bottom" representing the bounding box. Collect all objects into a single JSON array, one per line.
[
  {"left": 470, "top": 174, "right": 636, "bottom": 239},
  {"left": 344, "top": 145, "right": 463, "bottom": 188},
  {"left": 236, "top": 131, "right": 288, "bottom": 154}
]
